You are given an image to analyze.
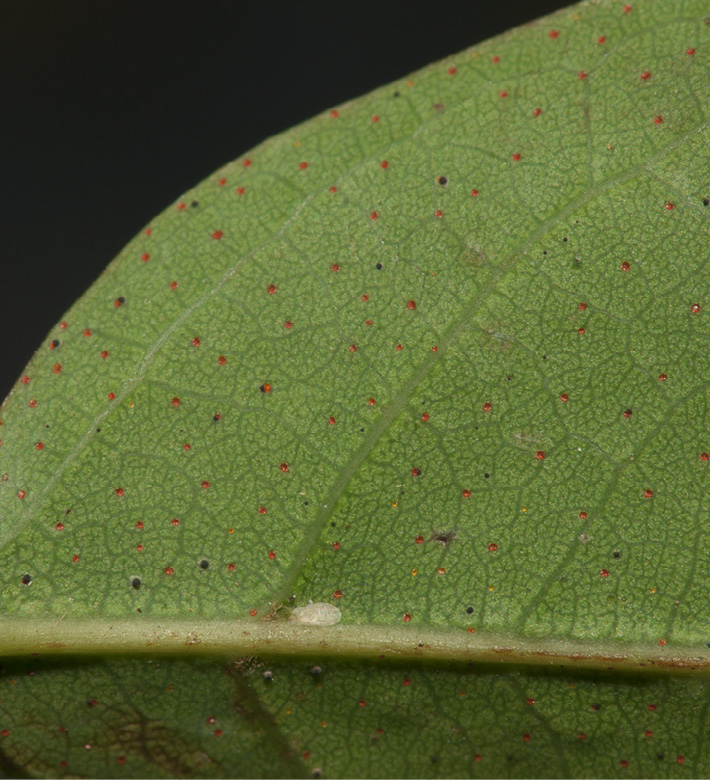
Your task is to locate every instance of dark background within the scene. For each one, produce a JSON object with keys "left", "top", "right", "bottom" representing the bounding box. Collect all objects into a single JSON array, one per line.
[{"left": 1, "top": 0, "right": 569, "bottom": 400}]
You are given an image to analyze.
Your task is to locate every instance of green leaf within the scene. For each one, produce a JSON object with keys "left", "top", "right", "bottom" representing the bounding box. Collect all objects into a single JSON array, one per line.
[{"left": 2, "top": 0, "right": 710, "bottom": 776}]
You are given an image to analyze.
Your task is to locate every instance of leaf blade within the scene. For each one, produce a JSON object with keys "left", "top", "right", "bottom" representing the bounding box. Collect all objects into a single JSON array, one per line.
[{"left": 2, "top": 0, "right": 710, "bottom": 776}]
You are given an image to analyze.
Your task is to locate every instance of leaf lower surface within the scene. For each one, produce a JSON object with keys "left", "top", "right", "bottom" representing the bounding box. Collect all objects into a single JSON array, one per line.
[{"left": 2, "top": 0, "right": 710, "bottom": 776}]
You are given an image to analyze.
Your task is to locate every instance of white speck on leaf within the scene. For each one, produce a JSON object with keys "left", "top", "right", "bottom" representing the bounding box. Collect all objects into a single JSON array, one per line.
[{"left": 289, "top": 601, "right": 341, "bottom": 626}]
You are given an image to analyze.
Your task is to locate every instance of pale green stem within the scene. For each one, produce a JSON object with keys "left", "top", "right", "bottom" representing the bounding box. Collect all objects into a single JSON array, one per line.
[{"left": 0, "top": 619, "right": 709, "bottom": 675}]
